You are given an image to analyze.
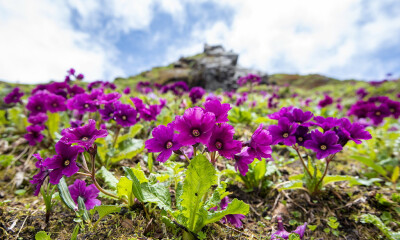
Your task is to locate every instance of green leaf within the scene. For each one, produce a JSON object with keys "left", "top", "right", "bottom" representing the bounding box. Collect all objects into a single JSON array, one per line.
[
  {"left": 204, "top": 199, "right": 249, "bottom": 226},
  {"left": 351, "top": 155, "right": 388, "bottom": 178},
  {"left": 111, "top": 139, "right": 144, "bottom": 163},
  {"left": 117, "top": 177, "right": 132, "bottom": 199},
  {"left": 0, "top": 154, "right": 13, "bottom": 167},
  {"left": 131, "top": 168, "right": 148, "bottom": 183},
  {"left": 93, "top": 205, "right": 122, "bottom": 229},
  {"left": 97, "top": 166, "right": 118, "bottom": 190},
  {"left": 123, "top": 167, "right": 145, "bottom": 202},
  {"left": 78, "top": 196, "right": 90, "bottom": 222},
  {"left": 35, "top": 231, "right": 51, "bottom": 240},
  {"left": 391, "top": 166, "right": 399, "bottom": 183},
  {"left": 141, "top": 182, "right": 172, "bottom": 211},
  {"left": 278, "top": 181, "right": 303, "bottom": 191},
  {"left": 323, "top": 175, "right": 356, "bottom": 185},
  {"left": 46, "top": 112, "right": 60, "bottom": 140},
  {"left": 116, "top": 124, "right": 143, "bottom": 145},
  {"left": 70, "top": 224, "right": 80, "bottom": 240},
  {"left": 57, "top": 177, "right": 77, "bottom": 211},
  {"left": 361, "top": 214, "right": 400, "bottom": 240},
  {"left": 253, "top": 159, "right": 266, "bottom": 181},
  {"left": 181, "top": 154, "right": 217, "bottom": 232},
  {"left": 147, "top": 153, "right": 154, "bottom": 173}
]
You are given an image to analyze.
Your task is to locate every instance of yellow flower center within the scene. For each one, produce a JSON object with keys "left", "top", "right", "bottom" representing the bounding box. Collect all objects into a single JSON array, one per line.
[
  {"left": 165, "top": 141, "right": 173, "bottom": 149},
  {"left": 82, "top": 137, "right": 89, "bottom": 141},
  {"left": 192, "top": 129, "right": 200, "bottom": 137},
  {"left": 64, "top": 160, "right": 70, "bottom": 166},
  {"left": 375, "top": 111, "right": 381, "bottom": 116},
  {"left": 215, "top": 141, "right": 223, "bottom": 150},
  {"left": 298, "top": 137, "right": 303, "bottom": 142},
  {"left": 320, "top": 145, "right": 327, "bottom": 150},
  {"left": 84, "top": 103, "right": 89, "bottom": 108},
  {"left": 53, "top": 103, "right": 58, "bottom": 107},
  {"left": 282, "top": 133, "right": 289, "bottom": 138},
  {"left": 122, "top": 115, "right": 127, "bottom": 120}
]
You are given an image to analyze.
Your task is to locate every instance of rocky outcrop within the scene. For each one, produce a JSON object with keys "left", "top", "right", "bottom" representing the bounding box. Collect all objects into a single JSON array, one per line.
[{"left": 120, "top": 44, "right": 268, "bottom": 91}]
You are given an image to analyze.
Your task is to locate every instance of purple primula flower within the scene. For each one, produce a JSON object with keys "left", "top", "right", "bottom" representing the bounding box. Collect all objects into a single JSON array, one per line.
[
  {"left": 145, "top": 124, "right": 182, "bottom": 163},
  {"left": 205, "top": 94, "right": 223, "bottom": 102},
  {"left": 70, "top": 120, "right": 84, "bottom": 128},
  {"left": 24, "top": 125, "right": 45, "bottom": 146},
  {"left": 46, "top": 93, "right": 67, "bottom": 113},
  {"left": 30, "top": 154, "right": 50, "bottom": 196},
  {"left": 46, "top": 82, "right": 69, "bottom": 97},
  {"left": 207, "top": 123, "right": 242, "bottom": 160},
  {"left": 67, "top": 68, "right": 75, "bottom": 75},
  {"left": 215, "top": 197, "right": 245, "bottom": 228},
  {"left": 271, "top": 216, "right": 307, "bottom": 240},
  {"left": 99, "top": 102, "right": 115, "bottom": 121},
  {"left": 131, "top": 97, "right": 146, "bottom": 112},
  {"left": 139, "top": 105, "right": 159, "bottom": 121},
  {"left": 189, "top": 87, "right": 206, "bottom": 104},
  {"left": 28, "top": 113, "right": 48, "bottom": 125},
  {"left": 43, "top": 141, "right": 84, "bottom": 184},
  {"left": 27, "top": 92, "right": 49, "bottom": 115},
  {"left": 367, "top": 104, "right": 391, "bottom": 125},
  {"left": 61, "top": 119, "right": 108, "bottom": 150},
  {"left": 294, "top": 126, "right": 311, "bottom": 146},
  {"left": 234, "top": 147, "right": 255, "bottom": 176},
  {"left": 235, "top": 93, "right": 247, "bottom": 106},
  {"left": 4, "top": 87, "right": 24, "bottom": 104},
  {"left": 310, "top": 116, "right": 340, "bottom": 132},
  {"left": 67, "top": 93, "right": 97, "bottom": 114},
  {"left": 88, "top": 88, "right": 104, "bottom": 102},
  {"left": 113, "top": 102, "right": 138, "bottom": 127},
  {"left": 98, "top": 92, "right": 121, "bottom": 105},
  {"left": 356, "top": 88, "right": 368, "bottom": 99},
  {"left": 123, "top": 87, "right": 131, "bottom": 94},
  {"left": 268, "top": 117, "right": 298, "bottom": 146},
  {"left": 76, "top": 73, "right": 84, "bottom": 80},
  {"left": 268, "top": 107, "right": 294, "bottom": 120},
  {"left": 173, "top": 107, "right": 216, "bottom": 146},
  {"left": 386, "top": 100, "right": 400, "bottom": 119},
  {"left": 65, "top": 75, "right": 71, "bottom": 83},
  {"left": 68, "top": 179, "right": 101, "bottom": 210},
  {"left": 68, "top": 84, "right": 85, "bottom": 97},
  {"left": 287, "top": 108, "right": 313, "bottom": 126},
  {"left": 304, "top": 130, "right": 343, "bottom": 159},
  {"left": 237, "top": 76, "right": 247, "bottom": 86},
  {"left": 248, "top": 73, "right": 262, "bottom": 84},
  {"left": 204, "top": 99, "right": 232, "bottom": 123},
  {"left": 318, "top": 94, "right": 333, "bottom": 108},
  {"left": 337, "top": 118, "right": 372, "bottom": 146},
  {"left": 248, "top": 124, "right": 272, "bottom": 160},
  {"left": 179, "top": 145, "right": 194, "bottom": 161}
]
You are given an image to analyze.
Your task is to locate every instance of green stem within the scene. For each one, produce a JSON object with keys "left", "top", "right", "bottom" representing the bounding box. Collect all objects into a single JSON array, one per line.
[
  {"left": 313, "top": 159, "right": 331, "bottom": 194},
  {"left": 112, "top": 126, "right": 121, "bottom": 148},
  {"left": 293, "top": 146, "right": 312, "bottom": 178}
]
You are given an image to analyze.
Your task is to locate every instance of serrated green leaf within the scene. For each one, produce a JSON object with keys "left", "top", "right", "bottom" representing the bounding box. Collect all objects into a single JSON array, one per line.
[
  {"left": 35, "top": 231, "right": 51, "bottom": 240},
  {"left": 93, "top": 205, "right": 122, "bottom": 229},
  {"left": 123, "top": 167, "right": 145, "bottom": 202},
  {"left": 117, "top": 177, "right": 132, "bottom": 198},
  {"left": 97, "top": 166, "right": 118, "bottom": 190},
  {"left": 181, "top": 154, "right": 217, "bottom": 232},
  {"left": 116, "top": 124, "right": 143, "bottom": 145},
  {"left": 111, "top": 139, "right": 144, "bottom": 163},
  {"left": 57, "top": 177, "right": 77, "bottom": 211},
  {"left": 131, "top": 168, "right": 148, "bottom": 183},
  {"left": 204, "top": 199, "right": 249, "bottom": 227},
  {"left": 141, "top": 182, "right": 172, "bottom": 211},
  {"left": 254, "top": 159, "right": 266, "bottom": 181}
]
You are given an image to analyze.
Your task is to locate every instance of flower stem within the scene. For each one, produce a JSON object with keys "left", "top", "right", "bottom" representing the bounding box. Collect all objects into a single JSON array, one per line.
[
  {"left": 313, "top": 154, "right": 335, "bottom": 194},
  {"left": 293, "top": 146, "right": 312, "bottom": 178},
  {"left": 193, "top": 145, "right": 197, "bottom": 157},
  {"left": 112, "top": 126, "right": 121, "bottom": 148}
]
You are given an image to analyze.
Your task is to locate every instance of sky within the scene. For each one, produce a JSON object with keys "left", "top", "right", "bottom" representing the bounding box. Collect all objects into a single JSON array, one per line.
[{"left": 0, "top": 0, "right": 399, "bottom": 84}]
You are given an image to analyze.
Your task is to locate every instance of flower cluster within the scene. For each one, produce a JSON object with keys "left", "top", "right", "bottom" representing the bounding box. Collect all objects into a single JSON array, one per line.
[
  {"left": 160, "top": 81, "right": 189, "bottom": 96},
  {"left": 189, "top": 87, "right": 206, "bottom": 103},
  {"left": 136, "top": 81, "right": 153, "bottom": 94},
  {"left": 64, "top": 68, "right": 84, "bottom": 82},
  {"left": 270, "top": 216, "right": 307, "bottom": 239},
  {"left": 237, "top": 73, "right": 261, "bottom": 87},
  {"left": 348, "top": 96, "right": 400, "bottom": 125},
  {"left": 268, "top": 107, "right": 372, "bottom": 159},
  {"left": 145, "top": 99, "right": 273, "bottom": 176},
  {"left": 317, "top": 94, "right": 333, "bottom": 108},
  {"left": 3, "top": 87, "right": 24, "bottom": 104}
]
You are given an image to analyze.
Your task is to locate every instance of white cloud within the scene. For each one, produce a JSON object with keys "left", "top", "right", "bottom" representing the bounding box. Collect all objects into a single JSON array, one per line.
[{"left": 180, "top": 0, "right": 400, "bottom": 80}]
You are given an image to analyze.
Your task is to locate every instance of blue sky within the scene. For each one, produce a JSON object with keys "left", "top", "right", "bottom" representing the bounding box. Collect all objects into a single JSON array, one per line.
[{"left": 0, "top": 0, "right": 399, "bottom": 83}]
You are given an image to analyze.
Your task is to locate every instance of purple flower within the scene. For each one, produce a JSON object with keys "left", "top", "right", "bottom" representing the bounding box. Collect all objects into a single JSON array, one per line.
[
  {"left": 337, "top": 118, "right": 372, "bottom": 145},
  {"left": 68, "top": 179, "right": 101, "bottom": 210},
  {"left": 131, "top": 97, "right": 146, "bottom": 112},
  {"left": 287, "top": 108, "right": 313, "bottom": 125},
  {"left": 30, "top": 154, "right": 50, "bottom": 196},
  {"left": 24, "top": 125, "right": 45, "bottom": 146},
  {"left": 46, "top": 82, "right": 69, "bottom": 97},
  {"left": 294, "top": 126, "right": 311, "bottom": 146},
  {"left": 27, "top": 92, "right": 48, "bottom": 115},
  {"left": 268, "top": 107, "right": 294, "bottom": 120},
  {"left": 68, "top": 84, "right": 85, "bottom": 97},
  {"left": 113, "top": 102, "right": 138, "bottom": 127},
  {"left": 271, "top": 216, "right": 307, "bottom": 240},
  {"left": 207, "top": 123, "right": 242, "bottom": 160},
  {"left": 76, "top": 73, "right": 84, "bottom": 80},
  {"left": 235, "top": 93, "right": 247, "bottom": 106},
  {"left": 67, "top": 93, "right": 97, "bottom": 114},
  {"left": 248, "top": 124, "right": 272, "bottom": 160},
  {"left": 234, "top": 147, "right": 255, "bottom": 176},
  {"left": 4, "top": 87, "right": 24, "bottom": 104},
  {"left": 248, "top": 74, "right": 262, "bottom": 84},
  {"left": 67, "top": 68, "right": 75, "bottom": 75},
  {"left": 61, "top": 119, "right": 108, "bottom": 150},
  {"left": 123, "top": 87, "right": 131, "bottom": 94},
  {"left": 386, "top": 100, "right": 400, "bottom": 119},
  {"left": 268, "top": 118, "right": 298, "bottom": 146},
  {"left": 367, "top": 104, "right": 390, "bottom": 125},
  {"left": 237, "top": 76, "right": 247, "bottom": 86},
  {"left": 304, "top": 130, "right": 343, "bottom": 159},
  {"left": 310, "top": 116, "right": 340, "bottom": 132},
  {"left": 145, "top": 124, "right": 182, "bottom": 163},
  {"left": 43, "top": 141, "right": 84, "bottom": 184},
  {"left": 213, "top": 197, "right": 245, "bottom": 228},
  {"left": 204, "top": 99, "right": 232, "bottom": 123},
  {"left": 98, "top": 92, "right": 121, "bottom": 105},
  {"left": 138, "top": 105, "right": 159, "bottom": 122},
  {"left": 28, "top": 113, "right": 48, "bottom": 125},
  {"left": 173, "top": 107, "right": 216, "bottom": 146},
  {"left": 99, "top": 102, "right": 115, "bottom": 121},
  {"left": 318, "top": 95, "right": 333, "bottom": 108},
  {"left": 189, "top": 87, "right": 206, "bottom": 103},
  {"left": 356, "top": 88, "right": 368, "bottom": 99},
  {"left": 46, "top": 93, "right": 67, "bottom": 113}
]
